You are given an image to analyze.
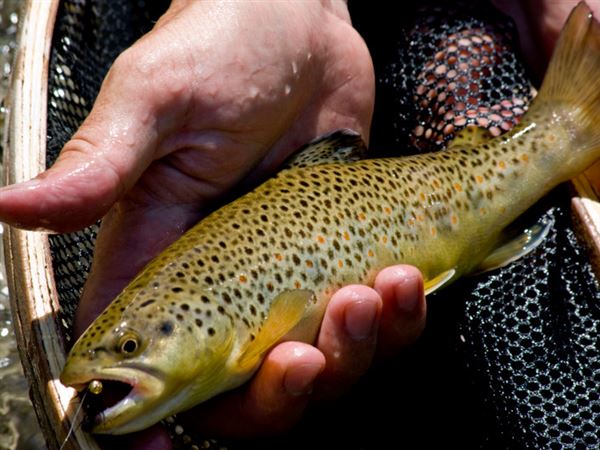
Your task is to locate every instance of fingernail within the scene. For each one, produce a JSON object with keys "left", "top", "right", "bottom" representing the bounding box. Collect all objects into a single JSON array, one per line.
[
  {"left": 395, "top": 276, "right": 422, "bottom": 314},
  {"left": 284, "top": 363, "right": 323, "bottom": 396},
  {"left": 344, "top": 298, "right": 378, "bottom": 341}
]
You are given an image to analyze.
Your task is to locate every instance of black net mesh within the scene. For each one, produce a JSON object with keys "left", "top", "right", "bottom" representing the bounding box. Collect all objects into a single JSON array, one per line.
[
  {"left": 384, "top": 2, "right": 535, "bottom": 151},
  {"left": 44, "top": 0, "right": 599, "bottom": 449}
]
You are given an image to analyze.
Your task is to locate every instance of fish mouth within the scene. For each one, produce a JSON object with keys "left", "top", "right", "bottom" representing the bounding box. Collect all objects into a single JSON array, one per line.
[{"left": 64, "top": 365, "right": 167, "bottom": 435}]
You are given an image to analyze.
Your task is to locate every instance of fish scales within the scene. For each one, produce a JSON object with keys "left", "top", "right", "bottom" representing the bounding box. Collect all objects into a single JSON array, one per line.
[
  {"left": 79, "top": 123, "right": 557, "bottom": 353},
  {"left": 61, "top": 2, "right": 600, "bottom": 436}
]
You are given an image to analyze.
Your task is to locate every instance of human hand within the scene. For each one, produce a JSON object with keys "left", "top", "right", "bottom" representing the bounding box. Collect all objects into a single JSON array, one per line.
[{"left": 0, "top": 0, "right": 426, "bottom": 447}]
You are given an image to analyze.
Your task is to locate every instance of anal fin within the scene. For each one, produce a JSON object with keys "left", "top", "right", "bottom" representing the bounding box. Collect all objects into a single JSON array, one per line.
[{"left": 475, "top": 221, "right": 551, "bottom": 274}]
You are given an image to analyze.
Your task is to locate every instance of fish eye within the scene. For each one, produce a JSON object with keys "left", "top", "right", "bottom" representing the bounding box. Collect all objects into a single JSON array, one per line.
[
  {"left": 117, "top": 332, "right": 141, "bottom": 356},
  {"left": 121, "top": 339, "right": 138, "bottom": 354}
]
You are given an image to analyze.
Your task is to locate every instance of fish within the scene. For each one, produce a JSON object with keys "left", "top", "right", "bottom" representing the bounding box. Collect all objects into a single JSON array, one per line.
[{"left": 60, "top": 2, "right": 600, "bottom": 436}]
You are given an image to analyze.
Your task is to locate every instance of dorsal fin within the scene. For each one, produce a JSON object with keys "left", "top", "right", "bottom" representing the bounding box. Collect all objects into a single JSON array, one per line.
[
  {"left": 283, "top": 129, "right": 367, "bottom": 169},
  {"left": 447, "top": 125, "right": 492, "bottom": 149}
]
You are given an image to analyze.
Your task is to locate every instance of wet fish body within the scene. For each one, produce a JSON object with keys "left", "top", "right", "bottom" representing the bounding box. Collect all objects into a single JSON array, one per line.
[{"left": 61, "top": 3, "right": 600, "bottom": 435}]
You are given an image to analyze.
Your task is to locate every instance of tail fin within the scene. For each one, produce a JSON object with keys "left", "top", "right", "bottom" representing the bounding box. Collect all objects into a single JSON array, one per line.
[{"left": 537, "top": 2, "right": 600, "bottom": 150}]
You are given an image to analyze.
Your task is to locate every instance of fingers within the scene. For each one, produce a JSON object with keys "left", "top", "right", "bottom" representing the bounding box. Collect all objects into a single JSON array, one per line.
[
  {"left": 374, "top": 265, "right": 426, "bottom": 359},
  {"left": 178, "top": 342, "right": 325, "bottom": 437},
  {"left": 312, "top": 285, "right": 382, "bottom": 399},
  {"left": 312, "top": 267, "right": 425, "bottom": 399}
]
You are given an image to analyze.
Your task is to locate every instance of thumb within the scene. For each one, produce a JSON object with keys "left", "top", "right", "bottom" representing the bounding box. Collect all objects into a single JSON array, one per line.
[{"left": 0, "top": 49, "right": 163, "bottom": 233}]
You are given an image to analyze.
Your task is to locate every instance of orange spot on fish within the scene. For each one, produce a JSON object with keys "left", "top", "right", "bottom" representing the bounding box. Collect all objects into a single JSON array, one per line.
[
  {"left": 382, "top": 235, "right": 388, "bottom": 244},
  {"left": 358, "top": 212, "right": 366, "bottom": 221},
  {"left": 275, "top": 253, "right": 283, "bottom": 261},
  {"left": 432, "top": 179, "right": 441, "bottom": 188},
  {"left": 479, "top": 207, "right": 487, "bottom": 215},
  {"left": 306, "top": 260, "right": 313, "bottom": 268},
  {"left": 498, "top": 161, "right": 506, "bottom": 170},
  {"left": 239, "top": 275, "right": 247, "bottom": 283},
  {"left": 430, "top": 227, "right": 437, "bottom": 237},
  {"left": 520, "top": 154, "right": 529, "bottom": 163},
  {"left": 407, "top": 218, "right": 415, "bottom": 227},
  {"left": 368, "top": 249, "right": 374, "bottom": 257},
  {"left": 451, "top": 215, "right": 458, "bottom": 225},
  {"left": 317, "top": 235, "right": 326, "bottom": 244},
  {"left": 420, "top": 192, "right": 427, "bottom": 202},
  {"left": 338, "top": 260, "right": 344, "bottom": 268},
  {"left": 343, "top": 231, "right": 351, "bottom": 241},
  {"left": 417, "top": 214, "right": 425, "bottom": 222},
  {"left": 476, "top": 175, "right": 484, "bottom": 184},
  {"left": 294, "top": 281, "right": 301, "bottom": 289},
  {"left": 384, "top": 207, "right": 392, "bottom": 215},
  {"left": 453, "top": 183, "right": 463, "bottom": 192}
]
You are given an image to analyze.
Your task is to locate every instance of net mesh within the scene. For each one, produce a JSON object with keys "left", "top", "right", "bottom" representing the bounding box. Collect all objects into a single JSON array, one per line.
[{"left": 44, "top": 0, "right": 600, "bottom": 448}]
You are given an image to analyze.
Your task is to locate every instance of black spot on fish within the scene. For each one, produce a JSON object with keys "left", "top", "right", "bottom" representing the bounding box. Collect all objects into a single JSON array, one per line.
[{"left": 160, "top": 321, "right": 174, "bottom": 336}]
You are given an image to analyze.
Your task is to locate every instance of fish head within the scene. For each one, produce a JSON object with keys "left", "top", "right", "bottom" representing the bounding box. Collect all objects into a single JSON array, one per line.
[{"left": 60, "top": 287, "right": 236, "bottom": 435}]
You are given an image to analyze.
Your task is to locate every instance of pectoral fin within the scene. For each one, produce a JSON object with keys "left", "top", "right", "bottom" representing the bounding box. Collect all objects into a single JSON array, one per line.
[
  {"left": 237, "top": 289, "right": 315, "bottom": 371},
  {"left": 283, "top": 129, "right": 367, "bottom": 169},
  {"left": 424, "top": 269, "right": 456, "bottom": 295},
  {"left": 447, "top": 126, "right": 492, "bottom": 148},
  {"left": 475, "top": 221, "right": 551, "bottom": 274}
]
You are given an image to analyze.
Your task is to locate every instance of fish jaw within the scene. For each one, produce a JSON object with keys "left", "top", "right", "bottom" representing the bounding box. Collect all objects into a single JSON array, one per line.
[{"left": 60, "top": 363, "right": 170, "bottom": 434}]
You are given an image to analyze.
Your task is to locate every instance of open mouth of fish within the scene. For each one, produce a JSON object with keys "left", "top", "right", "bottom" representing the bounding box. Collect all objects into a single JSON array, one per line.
[
  {"left": 66, "top": 366, "right": 166, "bottom": 434},
  {"left": 79, "top": 379, "right": 134, "bottom": 431}
]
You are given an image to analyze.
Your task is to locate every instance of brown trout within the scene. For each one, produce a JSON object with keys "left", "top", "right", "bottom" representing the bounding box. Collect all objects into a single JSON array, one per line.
[{"left": 61, "top": 3, "right": 600, "bottom": 435}]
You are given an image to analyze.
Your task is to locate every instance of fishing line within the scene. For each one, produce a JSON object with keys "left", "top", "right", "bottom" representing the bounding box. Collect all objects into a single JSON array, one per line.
[{"left": 59, "top": 389, "right": 88, "bottom": 450}]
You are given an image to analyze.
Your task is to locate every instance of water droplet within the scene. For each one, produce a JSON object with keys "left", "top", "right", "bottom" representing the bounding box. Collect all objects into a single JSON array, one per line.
[{"left": 248, "top": 85, "right": 259, "bottom": 99}]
